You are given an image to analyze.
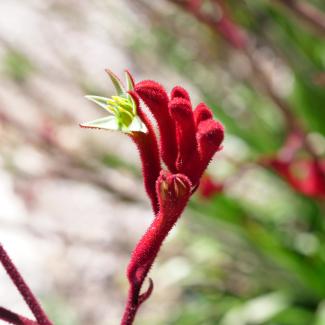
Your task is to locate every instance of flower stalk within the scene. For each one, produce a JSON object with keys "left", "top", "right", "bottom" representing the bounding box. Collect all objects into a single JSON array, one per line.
[
  {"left": 81, "top": 70, "right": 224, "bottom": 324},
  {"left": 0, "top": 244, "right": 52, "bottom": 325},
  {"left": 122, "top": 172, "right": 192, "bottom": 324},
  {"left": 0, "top": 307, "right": 38, "bottom": 325}
]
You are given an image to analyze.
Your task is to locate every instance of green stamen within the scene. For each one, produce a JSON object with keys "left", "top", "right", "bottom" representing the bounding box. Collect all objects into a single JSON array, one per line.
[{"left": 81, "top": 71, "right": 147, "bottom": 133}]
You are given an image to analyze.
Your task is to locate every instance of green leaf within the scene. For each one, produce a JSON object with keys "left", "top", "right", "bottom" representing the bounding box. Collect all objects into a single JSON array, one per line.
[
  {"left": 4, "top": 50, "right": 34, "bottom": 83},
  {"left": 264, "top": 306, "right": 315, "bottom": 325},
  {"left": 220, "top": 292, "right": 289, "bottom": 325},
  {"left": 292, "top": 75, "right": 325, "bottom": 136}
]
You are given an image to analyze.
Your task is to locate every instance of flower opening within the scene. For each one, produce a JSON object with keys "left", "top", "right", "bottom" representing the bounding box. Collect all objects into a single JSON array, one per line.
[{"left": 80, "top": 70, "right": 147, "bottom": 133}]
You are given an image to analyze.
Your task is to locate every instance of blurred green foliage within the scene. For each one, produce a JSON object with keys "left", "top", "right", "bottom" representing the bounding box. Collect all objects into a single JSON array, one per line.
[{"left": 3, "top": 50, "right": 34, "bottom": 83}]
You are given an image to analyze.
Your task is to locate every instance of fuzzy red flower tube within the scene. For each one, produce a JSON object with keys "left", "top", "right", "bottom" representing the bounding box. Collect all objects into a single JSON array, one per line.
[
  {"left": 135, "top": 80, "right": 178, "bottom": 173},
  {"left": 81, "top": 70, "right": 224, "bottom": 324}
]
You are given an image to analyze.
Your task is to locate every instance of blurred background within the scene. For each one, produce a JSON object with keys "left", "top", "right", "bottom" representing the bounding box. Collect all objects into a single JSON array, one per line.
[{"left": 0, "top": 0, "right": 324, "bottom": 324}]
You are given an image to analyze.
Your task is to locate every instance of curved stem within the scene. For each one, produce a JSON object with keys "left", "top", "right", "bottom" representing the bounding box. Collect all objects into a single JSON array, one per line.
[
  {"left": 121, "top": 211, "right": 168, "bottom": 325},
  {"left": 0, "top": 307, "right": 38, "bottom": 325},
  {"left": 121, "top": 276, "right": 153, "bottom": 325},
  {"left": 121, "top": 172, "right": 192, "bottom": 324},
  {"left": 0, "top": 244, "right": 52, "bottom": 325}
]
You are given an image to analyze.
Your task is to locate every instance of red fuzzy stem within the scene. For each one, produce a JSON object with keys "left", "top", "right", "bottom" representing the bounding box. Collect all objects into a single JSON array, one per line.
[
  {"left": 214, "top": 9, "right": 247, "bottom": 49},
  {"left": 169, "top": 98, "right": 201, "bottom": 184},
  {"left": 171, "top": 0, "right": 247, "bottom": 49},
  {"left": 121, "top": 279, "right": 153, "bottom": 325},
  {"left": 129, "top": 91, "right": 161, "bottom": 214},
  {"left": 0, "top": 307, "right": 38, "bottom": 325},
  {"left": 0, "top": 244, "right": 52, "bottom": 325},
  {"left": 135, "top": 81, "right": 178, "bottom": 172},
  {"left": 121, "top": 172, "right": 192, "bottom": 325}
]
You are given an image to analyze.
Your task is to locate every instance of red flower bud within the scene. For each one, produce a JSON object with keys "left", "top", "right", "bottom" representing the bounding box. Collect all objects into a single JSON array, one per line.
[
  {"left": 170, "top": 86, "right": 191, "bottom": 101},
  {"left": 197, "top": 119, "right": 224, "bottom": 171},
  {"left": 199, "top": 175, "right": 224, "bottom": 199},
  {"left": 194, "top": 102, "right": 213, "bottom": 126}
]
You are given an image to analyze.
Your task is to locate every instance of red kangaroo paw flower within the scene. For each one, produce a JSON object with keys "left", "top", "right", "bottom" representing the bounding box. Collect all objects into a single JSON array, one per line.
[
  {"left": 129, "top": 91, "right": 161, "bottom": 214},
  {"left": 307, "top": 160, "right": 325, "bottom": 197},
  {"left": 268, "top": 158, "right": 325, "bottom": 198},
  {"left": 170, "top": 86, "right": 191, "bottom": 101},
  {"left": 266, "top": 158, "right": 304, "bottom": 193},
  {"left": 0, "top": 307, "right": 38, "bottom": 325},
  {"left": 199, "top": 174, "right": 224, "bottom": 199},
  {"left": 122, "top": 171, "right": 192, "bottom": 325},
  {"left": 299, "top": 160, "right": 325, "bottom": 198},
  {"left": 169, "top": 97, "right": 201, "bottom": 184},
  {"left": 0, "top": 245, "right": 52, "bottom": 325},
  {"left": 197, "top": 119, "right": 224, "bottom": 173},
  {"left": 135, "top": 80, "right": 178, "bottom": 172},
  {"left": 81, "top": 70, "right": 225, "bottom": 325},
  {"left": 194, "top": 102, "right": 213, "bottom": 126}
]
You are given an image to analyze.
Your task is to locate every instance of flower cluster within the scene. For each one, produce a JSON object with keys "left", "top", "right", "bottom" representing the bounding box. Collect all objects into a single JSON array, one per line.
[
  {"left": 266, "top": 158, "right": 325, "bottom": 198},
  {"left": 199, "top": 174, "right": 224, "bottom": 199},
  {"left": 81, "top": 70, "right": 224, "bottom": 324},
  {"left": 262, "top": 132, "right": 325, "bottom": 199}
]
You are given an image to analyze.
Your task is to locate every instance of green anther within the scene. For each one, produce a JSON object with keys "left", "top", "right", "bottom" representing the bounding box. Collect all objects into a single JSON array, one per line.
[
  {"left": 107, "top": 99, "right": 119, "bottom": 108},
  {"left": 117, "top": 106, "right": 134, "bottom": 122},
  {"left": 107, "top": 105, "right": 118, "bottom": 115},
  {"left": 112, "top": 96, "right": 128, "bottom": 103}
]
